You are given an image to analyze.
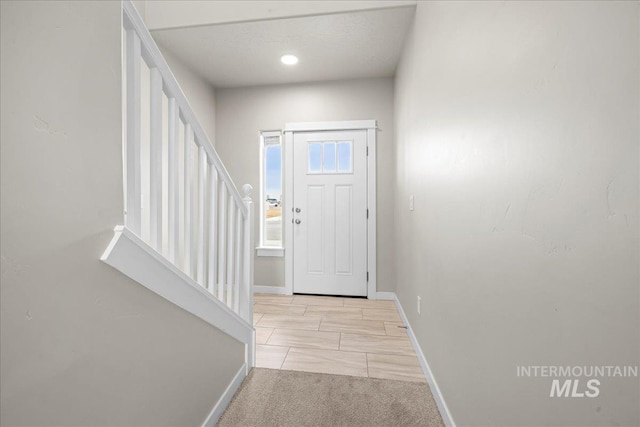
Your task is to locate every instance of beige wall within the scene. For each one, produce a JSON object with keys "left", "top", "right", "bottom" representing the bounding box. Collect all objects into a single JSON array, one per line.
[
  {"left": 132, "top": 0, "right": 146, "bottom": 21},
  {"left": 0, "top": 2, "right": 243, "bottom": 425},
  {"left": 132, "top": 0, "right": 218, "bottom": 145},
  {"left": 394, "top": 1, "right": 639, "bottom": 426},
  {"left": 215, "top": 78, "right": 396, "bottom": 291},
  {"left": 158, "top": 45, "right": 217, "bottom": 145}
]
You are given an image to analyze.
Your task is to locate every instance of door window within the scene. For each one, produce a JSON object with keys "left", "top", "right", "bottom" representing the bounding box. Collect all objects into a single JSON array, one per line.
[{"left": 307, "top": 141, "right": 353, "bottom": 174}]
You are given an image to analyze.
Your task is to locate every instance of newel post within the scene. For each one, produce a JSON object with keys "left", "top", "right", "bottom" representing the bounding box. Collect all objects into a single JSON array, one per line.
[{"left": 241, "top": 184, "right": 255, "bottom": 369}]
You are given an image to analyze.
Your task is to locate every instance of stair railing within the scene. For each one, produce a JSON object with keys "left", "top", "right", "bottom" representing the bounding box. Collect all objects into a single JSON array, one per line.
[{"left": 119, "top": 0, "right": 254, "bottom": 326}]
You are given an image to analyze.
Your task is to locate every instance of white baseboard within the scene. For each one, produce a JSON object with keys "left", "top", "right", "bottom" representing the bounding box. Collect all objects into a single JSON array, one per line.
[
  {"left": 375, "top": 291, "right": 396, "bottom": 300},
  {"left": 202, "top": 363, "right": 247, "bottom": 427},
  {"left": 254, "top": 285, "right": 289, "bottom": 295},
  {"left": 389, "top": 292, "right": 456, "bottom": 427}
]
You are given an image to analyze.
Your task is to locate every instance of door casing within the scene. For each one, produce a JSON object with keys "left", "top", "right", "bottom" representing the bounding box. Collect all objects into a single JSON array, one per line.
[{"left": 283, "top": 120, "right": 377, "bottom": 299}]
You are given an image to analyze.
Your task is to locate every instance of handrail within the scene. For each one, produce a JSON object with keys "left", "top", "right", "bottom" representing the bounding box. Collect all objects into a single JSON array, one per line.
[
  {"left": 118, "top": 0, "right": 254, "bottom": 331},
  {"left": 122, "top": 1, "right": 247, "bottom": 217}
]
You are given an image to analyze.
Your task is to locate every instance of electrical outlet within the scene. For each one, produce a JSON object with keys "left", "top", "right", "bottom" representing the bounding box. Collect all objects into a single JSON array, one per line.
[
  {"left": 409, "top": 195, "right": 414, "bottom": 211},
  {"left": 417, "top": 296, "right": 422, "bottom": 315}
]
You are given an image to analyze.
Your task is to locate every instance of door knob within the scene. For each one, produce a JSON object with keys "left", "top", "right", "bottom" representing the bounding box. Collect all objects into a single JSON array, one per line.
[
  {"left": 295, "top": 208, "right": 301, "bottom": 213},
  {"left": 295, "top": 219, "right": 301, "bottom": 224}
]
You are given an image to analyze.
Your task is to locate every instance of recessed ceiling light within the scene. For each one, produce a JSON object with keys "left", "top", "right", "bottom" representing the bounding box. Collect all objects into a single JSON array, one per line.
[{"left": 280, "top": 54, "right": 299, "bottom": 65}]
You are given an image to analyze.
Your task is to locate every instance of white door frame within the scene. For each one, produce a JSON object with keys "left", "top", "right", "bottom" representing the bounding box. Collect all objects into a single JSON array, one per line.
[{"left": 283, "top": 120, "right": 377, "bottom": 299}]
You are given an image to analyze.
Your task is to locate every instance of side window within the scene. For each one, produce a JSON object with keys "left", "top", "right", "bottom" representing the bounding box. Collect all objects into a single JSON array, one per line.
[{"left": 260, "top": 131, "right": 282, "bottom": 248}]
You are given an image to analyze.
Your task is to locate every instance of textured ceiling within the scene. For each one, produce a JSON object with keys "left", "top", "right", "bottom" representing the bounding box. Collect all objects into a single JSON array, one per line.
[{"left": 151, "top": 6, "right": 416, "bottom": 88}]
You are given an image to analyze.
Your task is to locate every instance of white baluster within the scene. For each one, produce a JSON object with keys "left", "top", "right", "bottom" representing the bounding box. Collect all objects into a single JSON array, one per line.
[
  {"left": 207, "top": 164, "right": 218, "bottom": 294},
  {"left": 125, "top": 29, "right": 141, "bottom": 235},
  {"left": 226, "top": 197, "right": 236, "bottom": 308},
  {"left": 241, "top": 184, "right": 255, "bottom": 368},
  {"left": 183, "top": 124, "right": 193, "bottom": 276},
  {"left": 226, "top": 192, "right": 236, "bottom": 308},
  {"left": 234, "top": 206, "right": 243, "bottom": 312},
  {"left": 217, "top": 183, "right": 227, "bottom": 302},
  {"left": 167, "top": 98, "right": 179, "bottom": 263},
  {"left": 197, "top": 144, "right": 206, "bottom": 285},
  {"left": 149, "top": 67, "right": 163, "bottom": 251}
]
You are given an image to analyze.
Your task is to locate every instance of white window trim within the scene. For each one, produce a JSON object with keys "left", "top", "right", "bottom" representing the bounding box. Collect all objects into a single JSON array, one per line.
[
  {"left": 258, "top": 130, "right": 283, "bottom": 256},
  {"left": 256, "top": 247, "right": 284, "bottom": 257}
]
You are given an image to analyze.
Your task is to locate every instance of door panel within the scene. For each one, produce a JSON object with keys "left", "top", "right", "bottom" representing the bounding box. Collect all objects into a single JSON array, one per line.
[
  {"left": 335, "top": 185, "right": 353, "bottom": 275},
  {"left": 306, "top": 185, "right": 325, "bottom": 274},
  {"left": 292, "top": 130, "right": 367, "bottom": 296}
]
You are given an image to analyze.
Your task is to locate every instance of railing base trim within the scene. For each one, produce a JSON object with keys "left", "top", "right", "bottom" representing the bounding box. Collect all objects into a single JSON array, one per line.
[
  {"left": 201, "top": 363, "right": 247, "bottom": 427},
  {"left": 101, "top": 225, "right": 253, "bottom": 344}
]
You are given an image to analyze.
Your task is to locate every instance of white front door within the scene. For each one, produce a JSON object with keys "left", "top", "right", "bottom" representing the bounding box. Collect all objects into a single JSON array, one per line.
[{"left": 292, "top": 130, "right": 368, "bottom": 296}]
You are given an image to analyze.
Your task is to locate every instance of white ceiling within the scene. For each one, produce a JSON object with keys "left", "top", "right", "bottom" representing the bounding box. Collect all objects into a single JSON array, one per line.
[{"left": 151, "top": 6, "right": 416, "bottom": 88}]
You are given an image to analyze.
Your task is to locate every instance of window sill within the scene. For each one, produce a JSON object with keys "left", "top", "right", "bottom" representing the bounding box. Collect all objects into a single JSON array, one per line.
[{"left": 256, "top": 247, "right": 284, "bottom": 257}]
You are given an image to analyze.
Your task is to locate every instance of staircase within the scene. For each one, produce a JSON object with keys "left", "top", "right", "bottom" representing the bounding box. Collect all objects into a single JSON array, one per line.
[{"left": 101, "top": 0, "right": 255, "bottom": 378}]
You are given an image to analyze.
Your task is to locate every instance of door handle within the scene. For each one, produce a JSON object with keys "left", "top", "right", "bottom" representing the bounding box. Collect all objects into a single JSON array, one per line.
[
  {"left": 295, "top": 208, "right": 301, "bottom": 213},
  {"left": 295, "top": 219, "right": 301, "bottom": 224}
]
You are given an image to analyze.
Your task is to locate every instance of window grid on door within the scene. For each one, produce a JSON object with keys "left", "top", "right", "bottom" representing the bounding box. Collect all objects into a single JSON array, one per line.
[{"left": 307, "top": 141, "right": 353, "bottom": 174}]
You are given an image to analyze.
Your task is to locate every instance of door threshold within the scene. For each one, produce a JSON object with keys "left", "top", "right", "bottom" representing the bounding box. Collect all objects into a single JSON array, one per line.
[{"left": 293, "top": 292, "right": 367, "bottom": 299}]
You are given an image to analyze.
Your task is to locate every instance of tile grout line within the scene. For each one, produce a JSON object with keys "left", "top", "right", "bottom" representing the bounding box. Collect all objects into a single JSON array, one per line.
[
  {"left": 264, "top": 327, "right": 276, "bottom": 345},
  {"left": 285, "top": 346, "right": 371, "bottom": 356},
  {"left": 279, "top": 346, "right": 292, "bottom": 370},
  {"left": 365, "top": 352, "right": 370, "bottom": 378}
]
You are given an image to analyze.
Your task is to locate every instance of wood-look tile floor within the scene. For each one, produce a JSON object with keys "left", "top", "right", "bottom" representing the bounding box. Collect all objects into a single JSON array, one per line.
[{"left": 254, "top": 293, "right": 425, "bottom": 383}]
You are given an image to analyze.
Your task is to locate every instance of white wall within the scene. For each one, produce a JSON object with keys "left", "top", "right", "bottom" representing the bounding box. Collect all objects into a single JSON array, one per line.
[
  {"left": 0, "top": 2, "right": 243, "bottom": 425},
  {"left": 215, "top": 78, "right": 395, "bottom": 291},
  {"left": 394, "top": 1, "right": 639, "bottom": 426}
]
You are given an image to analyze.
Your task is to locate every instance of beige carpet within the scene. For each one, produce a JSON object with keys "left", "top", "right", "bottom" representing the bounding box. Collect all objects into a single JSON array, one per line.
[{"left": 217, "top": 368, "right": 444, "bottom": 427}]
